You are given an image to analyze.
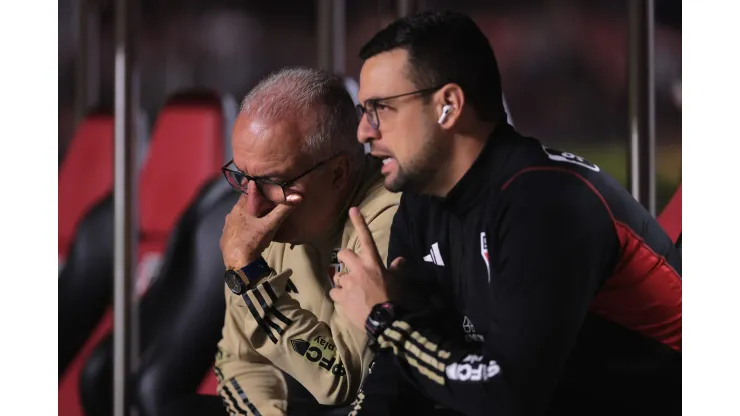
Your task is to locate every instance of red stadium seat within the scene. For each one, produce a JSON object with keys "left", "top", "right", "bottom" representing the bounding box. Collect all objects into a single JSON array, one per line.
[
  {"left": 59, "top": 91, "right": 234, "bottom": 416},
  {"left": 658, "top": 183, "right": 682, "bottom": 243},
  {"left": 59, "top": 110, "right": 118, "bottom": 379},
  {"left": 135, "top": 92, "right": 229, "bottom": 294},
  {"left": 59, "top": 108, "right": 149, "bottom": 416},
  {"left": 58, "top": 109, "right": 149, "bottom": 274},
  {"left": 131, "top": 181, "right": 238, "bottom": 415},
  {"left": 58, "top": 110, "right": 114, "bottom": 271},
  {"left": 198, "top": 369, "right": 219, "bottom": 396}
]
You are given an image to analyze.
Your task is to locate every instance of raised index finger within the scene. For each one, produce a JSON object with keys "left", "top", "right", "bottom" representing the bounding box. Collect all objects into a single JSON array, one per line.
[{"left": 348, "top": 207, "right": 383, "bottom": 265}]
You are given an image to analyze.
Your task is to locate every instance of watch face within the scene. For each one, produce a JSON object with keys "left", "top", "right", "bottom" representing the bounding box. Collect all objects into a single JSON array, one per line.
[
  {"left": 372, "top": 302, "right": 393, "bottom": 323},
  {"left": 366, "top": 302, "right": 395, "bottom": 339},
  {"left": 371, "top": 308, "right": 385, "bottom": 323},
  {"left": 225, "top": 271, "right": 246, "bottom": 295}
]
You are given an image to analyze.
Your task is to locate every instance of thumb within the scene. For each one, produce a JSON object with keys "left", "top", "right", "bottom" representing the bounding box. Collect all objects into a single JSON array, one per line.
[
  {"left": 388, "top": 257, "right": 406, "bottom": 273},
  {"left": 263, "top": 194, "right": 303, "bottom": 226}
]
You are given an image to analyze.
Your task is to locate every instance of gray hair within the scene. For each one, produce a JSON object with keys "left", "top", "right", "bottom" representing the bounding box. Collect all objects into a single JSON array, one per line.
[{"left": 240, "top": 67, "right": 362, "bottom": 162}]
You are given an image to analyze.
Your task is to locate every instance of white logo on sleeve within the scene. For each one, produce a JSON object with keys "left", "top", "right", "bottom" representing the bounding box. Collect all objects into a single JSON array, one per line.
[
  {"left": 542, "top": 146, "right": 600, "bottom": 172},
  {"left": 446, "top": 359, "right": 501, "bottom": 382},
  {"left": 462, "top": 354, "right": 484, "bottom": 364},
  {"left": 423, "top": 242, "right": 445, "bottom": 266}
]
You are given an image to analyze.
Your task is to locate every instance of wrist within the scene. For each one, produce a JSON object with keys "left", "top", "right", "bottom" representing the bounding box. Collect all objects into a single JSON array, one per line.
[
  {"left": 224, "top": 256, "right": 272, "bottom": 295},
  {"left": 226, "top": 251, "right": 261, "bottom": 270}
]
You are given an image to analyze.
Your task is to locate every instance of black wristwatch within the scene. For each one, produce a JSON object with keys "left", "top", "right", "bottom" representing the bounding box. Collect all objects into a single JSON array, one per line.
[
  {"left": 224, "top": 257, "right": 272, "bottom": 295},
  {"left": 365, "top": 301, "right": 397, "bottom": 340}
]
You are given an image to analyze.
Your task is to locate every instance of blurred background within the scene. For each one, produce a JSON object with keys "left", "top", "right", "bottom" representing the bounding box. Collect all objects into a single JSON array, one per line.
[
  {"left": 58, "top": 2, "right": 681, "bottom": 415},
  {"left": 59, "top": 0, "right": 681, "bottom": 211}
]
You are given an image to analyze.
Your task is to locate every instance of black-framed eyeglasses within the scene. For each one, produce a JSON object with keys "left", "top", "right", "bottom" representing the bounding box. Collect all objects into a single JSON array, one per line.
[
  {"left": 221, "top": 154, "right": 341, "bottom": 203},
  {"left": 355, "top": 85, "right": 445, "bottom": 130}
]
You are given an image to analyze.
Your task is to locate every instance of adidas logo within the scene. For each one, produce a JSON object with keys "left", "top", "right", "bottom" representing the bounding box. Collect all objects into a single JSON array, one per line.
[{"left": 423, "top": 242, "right": 445, "bottom": 266}]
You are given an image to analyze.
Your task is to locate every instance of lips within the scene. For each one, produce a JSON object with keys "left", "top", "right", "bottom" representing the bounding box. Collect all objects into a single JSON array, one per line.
[
  {"left": 370, "top": 152, "right": 392, "bottom": 160},
  {"left": 370, "top": 151, "right": 395, "bottom": 171}
]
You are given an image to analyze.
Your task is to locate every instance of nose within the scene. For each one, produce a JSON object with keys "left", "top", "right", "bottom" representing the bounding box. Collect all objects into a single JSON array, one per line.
[
  {"left": 357, "top": 113, "right": 379, "bottom": 145},
  {"left": 246, "top": 181, "right": 274, "bottom": 217}
]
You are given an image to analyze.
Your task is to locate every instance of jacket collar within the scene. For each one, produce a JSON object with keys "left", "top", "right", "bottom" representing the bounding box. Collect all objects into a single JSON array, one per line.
[{"left": 441, "top": 122, "right": 518, "bottom": 216}]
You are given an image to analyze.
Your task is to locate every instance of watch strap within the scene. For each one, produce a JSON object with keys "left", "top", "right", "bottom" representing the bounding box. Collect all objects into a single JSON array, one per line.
[
  {"left": 225, "top": 257, "right": 272, "bottom": 296},
  {"left": 240, "top": 256, "right": 272, "bottom": 282}
]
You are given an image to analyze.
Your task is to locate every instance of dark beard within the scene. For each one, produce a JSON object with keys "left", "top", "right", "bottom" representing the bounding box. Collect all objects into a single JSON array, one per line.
[{"left": 387, "top": 136, "right": 445, "bottom": 194}]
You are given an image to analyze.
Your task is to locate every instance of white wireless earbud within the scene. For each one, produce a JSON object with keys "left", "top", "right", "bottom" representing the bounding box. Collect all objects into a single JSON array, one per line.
[{"left": 438, "top": 105, "right": 453, "bottom": 124}]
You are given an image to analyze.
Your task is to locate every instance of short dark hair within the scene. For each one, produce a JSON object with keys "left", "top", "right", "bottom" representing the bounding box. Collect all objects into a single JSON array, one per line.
[{"left": 359, "top": 10, "right": 503, "bottom": 122}]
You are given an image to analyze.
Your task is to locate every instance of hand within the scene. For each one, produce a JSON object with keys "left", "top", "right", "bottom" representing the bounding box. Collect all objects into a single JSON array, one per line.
[
  {"left": 220, "top": 194, "right": 302, "bottom": 269},
  {"left": 329, "top": 207, "right": 405, "bottom": 330}
]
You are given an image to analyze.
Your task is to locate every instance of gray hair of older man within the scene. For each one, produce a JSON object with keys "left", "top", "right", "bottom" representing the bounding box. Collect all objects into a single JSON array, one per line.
[{"left": 239, "top": 67, "right": 364, "bottom": 164}]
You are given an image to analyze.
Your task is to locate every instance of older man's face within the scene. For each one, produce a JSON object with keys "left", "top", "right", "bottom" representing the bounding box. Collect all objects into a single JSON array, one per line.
[{"left": 230, "top": 114, "right": 343, "bottom": 243}]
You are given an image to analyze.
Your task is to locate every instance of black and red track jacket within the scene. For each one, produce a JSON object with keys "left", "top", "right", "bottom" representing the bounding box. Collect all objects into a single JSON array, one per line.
[{"left": 358, "top": 122, "right": 681, "bottom": 416}]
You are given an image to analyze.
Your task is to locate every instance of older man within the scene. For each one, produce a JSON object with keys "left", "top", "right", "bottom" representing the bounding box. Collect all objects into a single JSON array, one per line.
[{"left": 212, "top": 67, "right": 400, "bottom": 416}]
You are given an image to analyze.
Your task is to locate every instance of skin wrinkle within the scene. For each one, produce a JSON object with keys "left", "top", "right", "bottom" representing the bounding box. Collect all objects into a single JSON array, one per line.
[
  {"left": 231, "top": 112, "right": 342, "bottom": 240},
  {"left": 233, "top": 117, "right": 309, "bottom": 181},
  {"left": 228, "top": 70, "right": 361, "bottom": 243},
  {"left": 240, "top": 68, "right": 360, "bottom": 165}
]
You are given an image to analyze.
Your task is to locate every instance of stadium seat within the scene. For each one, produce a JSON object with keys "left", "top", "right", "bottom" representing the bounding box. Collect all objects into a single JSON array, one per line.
[
  {"left": 73, "top": 90, "right": 236, "bottom": 416},
  {"left": 658, "top": 183, "right": 682, "bottom": 244},
  {"left": 59, "top": 107, "right": 149, "bottom": 375},
  {"left": 197, "top": 366, "right": 219, "bottom": 397},
  {"left": 58, "top": 108, "right": 114, "bottom": 274},
  {"left": 132, "top": 181, "right": 238, "bottom": 416},
  {"left": 59, "top": 108, "right": 114, "bottom": 379},
  {"left": 58, "top": 109, "right": 149, "bottom": 275},
  {"left": 58, "top": 108, "right": 148, "bottom": 415}
]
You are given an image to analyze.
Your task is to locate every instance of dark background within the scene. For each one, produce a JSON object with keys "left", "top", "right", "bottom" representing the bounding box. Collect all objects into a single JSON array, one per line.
[{"left": 58, "top": 0, "right": 681, "bottom": 211}]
